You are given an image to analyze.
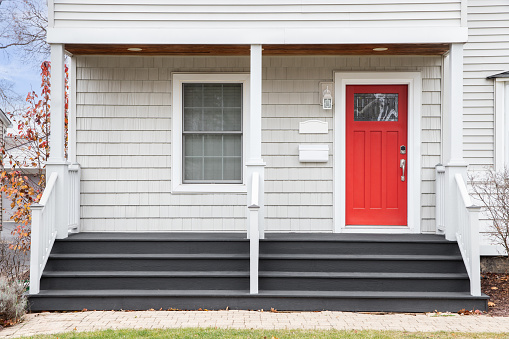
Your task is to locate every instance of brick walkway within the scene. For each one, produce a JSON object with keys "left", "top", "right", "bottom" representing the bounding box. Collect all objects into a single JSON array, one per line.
[{"left": 1, "top": 310, "right": 509, "bottom": 338}]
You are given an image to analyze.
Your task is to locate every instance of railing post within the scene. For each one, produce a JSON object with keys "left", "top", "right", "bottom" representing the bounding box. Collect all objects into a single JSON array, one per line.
[
  {"left": 435, "top": 164, "right": 446, "bottom": 234},
  {"left": 68, "top": 163, "right": 81, "bottom": 233},
  {"left": 467, "top": 205, "right": 482, "bottom": 296},
  {"left": 29, "top": 204, "right": 43, "bottom": 295}
]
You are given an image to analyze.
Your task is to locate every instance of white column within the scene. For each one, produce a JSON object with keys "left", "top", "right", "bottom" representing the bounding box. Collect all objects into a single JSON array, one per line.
[
  {"left": 443, "top": 43, "right": 468, "bottom": 241},
  {"left": 47, "top": 43, "right": 70, "bottom": 239},
  {"left": 246, "top": 44, "right": 266, "bottom": 240},
  {"left": 49, "top": 44, "right": 66, "bottom": 163}
]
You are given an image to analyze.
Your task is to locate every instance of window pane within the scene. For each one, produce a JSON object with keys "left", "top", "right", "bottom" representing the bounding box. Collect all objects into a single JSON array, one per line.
[
  {"left": 184, "top": 157, "right": 203, "bottom": 181},
  {"left": 184, "top": 135, "right": 203, "bottom": 156},
  {"left": 223, "top": 157, "right": 242, "bottom": 181},
  {"left": 223, "top": 108, "right": 242, "bottom": 131},
  {"left": 223, "top": 135, "right": 241, "bottom": 156},
  {"left": 203, "top": 84, "right": 223, "bottom": 107},
  {"left": 204, "top": 158, "right": 222, "bottom": 180},
  {"left": 183, "top": 108, "right": 203, "bottom": 131},
  {"left": 354, "top": 93, "right": 398, "bottom": 121},
  {"left": 204, "top": 135, "right": 223, "bottom": 156},
  {"left": 223, "top": 84, "right": 242, "bottom": 107},
  {"left": 203, "top": 108, "right": 223, "bottom": 131},
  {"left": 183, "top": 84, "right": 203, "bottom": 108}
]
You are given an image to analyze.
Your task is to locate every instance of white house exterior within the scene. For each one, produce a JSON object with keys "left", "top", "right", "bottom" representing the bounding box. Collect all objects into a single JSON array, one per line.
[{"left": 28, "top": 0, "right": 508, "bottom": 311}]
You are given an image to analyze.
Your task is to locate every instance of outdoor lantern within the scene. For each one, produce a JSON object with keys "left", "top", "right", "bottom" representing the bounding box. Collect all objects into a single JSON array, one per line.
[{"left": 322, "top": 86, "right": 333, "bottom": 109}]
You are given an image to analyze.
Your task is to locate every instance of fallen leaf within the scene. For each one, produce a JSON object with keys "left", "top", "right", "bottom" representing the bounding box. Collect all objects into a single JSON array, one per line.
[
  {"left": 488, "top": 302, "right": 496, "bottom": 307},
  {"left": 491, "top": 287, "right": 499, "bottom": 290}
]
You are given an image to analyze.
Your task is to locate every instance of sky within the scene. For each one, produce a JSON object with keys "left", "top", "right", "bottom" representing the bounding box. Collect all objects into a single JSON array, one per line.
[{"left": 0, "top": 51, "right": 43, "bottom": 102}]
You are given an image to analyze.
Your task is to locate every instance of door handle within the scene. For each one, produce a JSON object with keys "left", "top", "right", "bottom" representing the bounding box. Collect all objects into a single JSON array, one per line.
[{"left": 400, "top": 159, "right": 406, "bottom": 182}]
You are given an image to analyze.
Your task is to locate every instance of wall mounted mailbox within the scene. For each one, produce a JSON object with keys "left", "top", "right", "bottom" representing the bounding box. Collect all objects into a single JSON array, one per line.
[{"left": 299, "top": 144, "right": 329, "bottom": 163}]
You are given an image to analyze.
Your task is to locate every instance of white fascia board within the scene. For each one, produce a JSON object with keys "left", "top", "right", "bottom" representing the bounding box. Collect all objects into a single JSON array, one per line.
[{"left": 48, "top": 27, "right": 468, "bottom": 45}]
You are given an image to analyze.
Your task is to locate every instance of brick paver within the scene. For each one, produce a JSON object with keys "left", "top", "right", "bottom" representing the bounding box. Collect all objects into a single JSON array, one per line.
[{"left": 1, "top": 310, "right": 508, "bottom": 338}]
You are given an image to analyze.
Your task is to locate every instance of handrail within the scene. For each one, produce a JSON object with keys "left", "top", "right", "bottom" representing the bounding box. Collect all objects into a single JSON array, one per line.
[
  {"left": 30, "top": 171, "right": 59, "bottom": 295},
  {"left": 454, "top": 173, "right": 482, "bottom": 296},
  {"left": 248, "top": 172, "right": 260, "bottom": 294},
  {"left": 39, "top": 171, "right": 58, "bottom": 205}
]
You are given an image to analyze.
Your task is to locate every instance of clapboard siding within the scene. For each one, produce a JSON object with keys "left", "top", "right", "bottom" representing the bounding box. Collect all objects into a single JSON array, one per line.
[
  {"left": 464, "top": 0, "right": 509, "bottom": 172},
  {"left": 52, "top": 1, "right": 461, "bottom": 29},
  {"left": 464, "top": 0, "right": 509, "bottom": 252},
  {"left": 77, "top": 55, "right": 441, "bottom": 232}
]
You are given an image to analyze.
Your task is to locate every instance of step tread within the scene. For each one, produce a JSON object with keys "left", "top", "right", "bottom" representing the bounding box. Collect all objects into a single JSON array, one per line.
[
  {"left": 259, "top": 254, "right": 463, "bottom": 260},
  {"left": 43, "top": 271, "right": 250, "bottom": 278},
  {"left": 59, "top": 233, "right": 247, "bottom": 242},
  {"left": 258, "top": 272, "right": 469, "bottom": 279},
  {"left": 30, "top": 290, "right": 489, "bottom": 300},
  {"left": 49, "top": 253, "right": 249, "bottom": 259}
]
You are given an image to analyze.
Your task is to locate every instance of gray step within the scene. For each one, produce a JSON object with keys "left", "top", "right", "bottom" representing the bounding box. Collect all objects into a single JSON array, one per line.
[
  {"left": 52, "top": 240, "right": 249, "bottom": 255},
  {"left": 258, "top": 272, "right": 470, "bottom": 292},
  {"left": 40, "top": 271, "right": 249, "bottom": 290},
  {"left": 259, "top": 254, "right": 466, "bottom": 273},
  {"left": 28, "top": 290, "right": 489, "bottom": 312},
  {"left": 260, "top": 240, "right": 460, "bottom": 256},
  {"left": 45, "top": 254, "right": 249, "bottom": 272}
]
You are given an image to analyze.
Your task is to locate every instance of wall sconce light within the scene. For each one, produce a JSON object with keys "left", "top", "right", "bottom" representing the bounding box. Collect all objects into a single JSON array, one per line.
[{"left": 322, "top": 86, "right": 333, "bottom": 110}]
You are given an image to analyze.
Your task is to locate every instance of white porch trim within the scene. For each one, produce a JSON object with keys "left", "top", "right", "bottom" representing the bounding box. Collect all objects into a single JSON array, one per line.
[
  {"left": 333, "top": 72, "right": 422, "bottom": 234},
  {"left": 47, "top": 27, "right": 468, "bottom": 45},
  {"left": 494, "top": 78, "right": 509, "bottom": 171}
]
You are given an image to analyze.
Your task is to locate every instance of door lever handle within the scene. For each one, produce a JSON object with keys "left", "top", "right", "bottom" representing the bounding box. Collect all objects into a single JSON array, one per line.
[{"left": 400, "top": 159, "right": 406, "bottom": 182}]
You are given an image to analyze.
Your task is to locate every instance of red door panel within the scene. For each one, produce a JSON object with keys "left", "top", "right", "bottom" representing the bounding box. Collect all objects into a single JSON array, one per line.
[{"left": 346, "top": 85, "right": 408, "bottom": 226}]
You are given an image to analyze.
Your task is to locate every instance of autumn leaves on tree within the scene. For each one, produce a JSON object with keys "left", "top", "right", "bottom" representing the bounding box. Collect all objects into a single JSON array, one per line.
[{"left": 0, "top": 61, "right": 68, "bottom": 252}]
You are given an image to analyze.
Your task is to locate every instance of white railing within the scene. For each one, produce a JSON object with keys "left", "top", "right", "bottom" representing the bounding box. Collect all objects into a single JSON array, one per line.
[
  {"left": 248, "top": 172, "right": 260, "bottom": 294},
  {"left": 68, "top": 164, "right": 81, "bottom": 233},
  {"left": 29, "top": 172, "right": 59, "bottom": 295},
  {"left": 435, "top": 164, "right": 446, "bottom": 234},
  {"left": 454, "top": 173, "right": 482, "bottom": 296}
]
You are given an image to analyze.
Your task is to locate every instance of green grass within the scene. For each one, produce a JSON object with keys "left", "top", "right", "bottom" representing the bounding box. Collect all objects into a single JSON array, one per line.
[{"left": 19, "top": 328, "right": 509, "bottom": 339}]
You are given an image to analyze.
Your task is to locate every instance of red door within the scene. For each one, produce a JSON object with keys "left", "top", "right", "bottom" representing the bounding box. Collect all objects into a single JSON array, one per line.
[{"left": 345, "top": 85, "right": 408, "bottom": 226}]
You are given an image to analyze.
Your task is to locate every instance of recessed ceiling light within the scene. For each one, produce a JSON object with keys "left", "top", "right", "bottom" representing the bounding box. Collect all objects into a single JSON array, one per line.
[
  {"left": 127, "top": 48, "right": 143, "bottom": 52},
  {"left": 373, "top": 47, "right": 388, "bottom": 52}
]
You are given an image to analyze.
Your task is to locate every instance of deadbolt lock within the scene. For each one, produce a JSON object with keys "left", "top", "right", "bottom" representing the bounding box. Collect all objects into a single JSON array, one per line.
[{"left": 400, "top": 145, "right": 406, "bottom": 154}]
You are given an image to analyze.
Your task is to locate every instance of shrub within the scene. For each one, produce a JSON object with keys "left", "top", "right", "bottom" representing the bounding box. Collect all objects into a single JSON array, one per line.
[
  {"left": 0, "top": 277, "right": 27, "bottom": 326},
  {"left": 469, "top": 167, "right": 509, "bottom": 258}
]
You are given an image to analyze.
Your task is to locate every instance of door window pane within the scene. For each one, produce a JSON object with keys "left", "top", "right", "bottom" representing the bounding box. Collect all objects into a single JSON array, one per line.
[{"left": 354, "top": 93, "right": 398, "bottom": 121}]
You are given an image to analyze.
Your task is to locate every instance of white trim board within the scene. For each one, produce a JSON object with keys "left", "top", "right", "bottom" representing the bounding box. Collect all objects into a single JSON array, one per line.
[
  {"left": 333, "top": 72, "right": 422, "bottom": 234},
  {"left": 494, "top": 78, "right": 509, "bottom": 171},
  {"left": 171, "top": 73, "right": 250, "bottom": 194}
]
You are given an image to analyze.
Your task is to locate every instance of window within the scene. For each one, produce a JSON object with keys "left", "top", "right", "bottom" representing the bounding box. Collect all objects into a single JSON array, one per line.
[
  {"left": 172, "top": 74, "right": 249, "bottom": 193},
  {"left": 182, "top": 83, "right": 242, "bottom": 183}
]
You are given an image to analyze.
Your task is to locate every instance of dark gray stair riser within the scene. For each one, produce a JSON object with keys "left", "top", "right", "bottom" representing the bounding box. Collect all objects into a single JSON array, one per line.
[
  {"left": 45, "top": 258, "right": 250, "bottom": 272},
  {"left": 259, "top": 259, "right": 466, "bottom": 273},
  {"left": 260, "top": 241, "right": 460, "bottom": 256},
  {"left": 259, "top": 277, "right": 470, "bottom": 292},
  {"left": 40, "top": 277, "right": 249, "bottom": 291},
  {"left": 52, "top": 241, "right": 249, "bottom": 255},
  {"left": 28, "top": 295, "right": 488, "bottom": 313}
]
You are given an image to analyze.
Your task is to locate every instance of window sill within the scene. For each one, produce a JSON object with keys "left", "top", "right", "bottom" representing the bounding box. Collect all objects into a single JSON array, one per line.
[{"left": 171, "top": 184, "right": 247, "bottom": 194}]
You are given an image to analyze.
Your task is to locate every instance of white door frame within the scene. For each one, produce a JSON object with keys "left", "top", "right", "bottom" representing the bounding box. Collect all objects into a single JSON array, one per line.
[{"left": 334, "top": 72, "right": 422, "bottom": 234}]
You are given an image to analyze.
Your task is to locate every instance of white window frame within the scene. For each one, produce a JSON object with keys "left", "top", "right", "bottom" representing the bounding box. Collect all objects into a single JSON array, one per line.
[
  {"left": 494, "top": 78, "right": 509, "bottom": 171},
  {"left": 172, "top": 73, "right": 250, "bottom": 194}
]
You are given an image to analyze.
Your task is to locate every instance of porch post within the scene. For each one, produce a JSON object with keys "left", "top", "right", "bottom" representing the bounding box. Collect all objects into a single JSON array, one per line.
[
  {"left": 47, "top": 43, "right": 70, "bottom": 239},
  {"left": 443, "top": 43, "right": 468, "bottom": 241},
  {"left": 247, "top": 44, "right": 266, "bottom": 240}
]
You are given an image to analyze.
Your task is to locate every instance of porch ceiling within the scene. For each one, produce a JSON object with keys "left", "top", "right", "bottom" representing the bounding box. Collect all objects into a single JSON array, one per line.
[{"left": 65, "top": 43, "right": 449, "bottom": 56}]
